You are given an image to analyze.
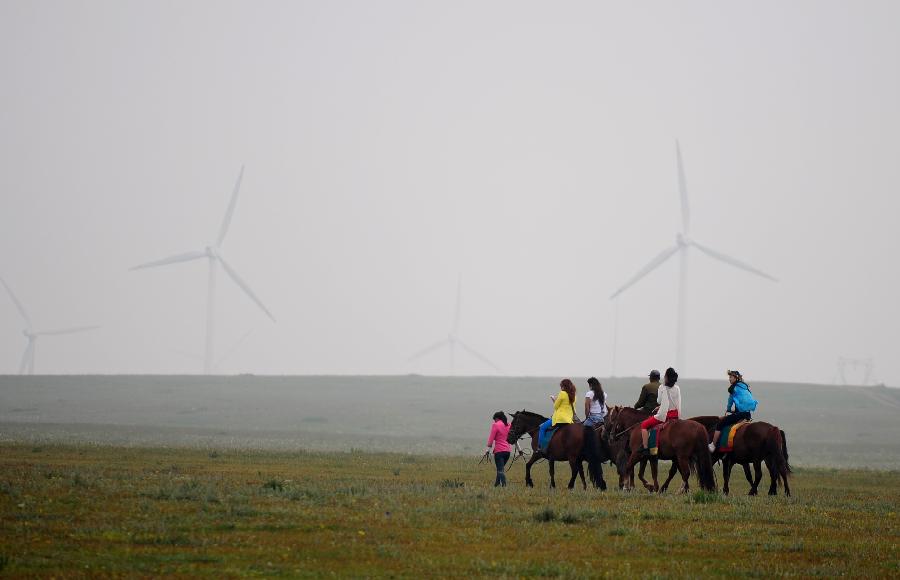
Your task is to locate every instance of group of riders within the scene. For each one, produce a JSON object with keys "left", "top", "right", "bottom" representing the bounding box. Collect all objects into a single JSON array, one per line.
[{"left": 483, "top": 368, "right": 759, "bottom": 487}]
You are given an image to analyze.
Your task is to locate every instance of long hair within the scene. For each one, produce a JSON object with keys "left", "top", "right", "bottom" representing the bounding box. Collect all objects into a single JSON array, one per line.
[
  {"left": 492, "top": 411, "right": 508, "bottom": 426},
  {"left": 587, "top": 377, "right": 605, "bottom": 406},
  {"left": 560, "top": 378, "right": 576, "bottom": 405},
  {"left": 664, "top": 367, "right": 678, "bottom": 387}
]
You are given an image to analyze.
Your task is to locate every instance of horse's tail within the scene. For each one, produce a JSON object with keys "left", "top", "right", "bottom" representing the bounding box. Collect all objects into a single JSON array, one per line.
[
  {"left": 780, "top": 429, "right": 792, "bottom": 474},
  {"left": 691, "top": 426, "right": 717, "bottom": 492},
  {"left": 582, "top": 426, "right": 607, "bottom": 491},
  {"left": 766, "top": 427, "right": 791, "bottom": 491}
]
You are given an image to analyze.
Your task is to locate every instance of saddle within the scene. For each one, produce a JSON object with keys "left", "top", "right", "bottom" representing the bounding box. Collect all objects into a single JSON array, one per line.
[
  {"left": 647, "top": 420, "right": 678, "bottom": 456},
  {"left": 715, "top": 420, "right": 752, "bottom": 453},
  {"left": 539, "top": 425, "right": 564, "bottom": 453}
]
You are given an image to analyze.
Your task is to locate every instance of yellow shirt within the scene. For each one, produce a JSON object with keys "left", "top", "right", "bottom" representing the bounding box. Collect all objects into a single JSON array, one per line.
[{"left": 551, "top": 391, "right": 574, "bottom": 426}]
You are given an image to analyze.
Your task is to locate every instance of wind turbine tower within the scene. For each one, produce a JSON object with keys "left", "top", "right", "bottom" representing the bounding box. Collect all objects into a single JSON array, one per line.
[
  {"left": 610, "top": 141, "right": 778, "bottom": 374},
  {"left": 1, "top": 277, "right": 99, "bottom": 374},
  {"left": 131, "top": 166, "right": 275, "bottom": 373}
]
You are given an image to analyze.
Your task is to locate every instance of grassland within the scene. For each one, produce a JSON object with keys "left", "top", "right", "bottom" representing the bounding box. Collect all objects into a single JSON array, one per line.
[{"left": 1, "top": 443, "right": 897, "bottom": 578}]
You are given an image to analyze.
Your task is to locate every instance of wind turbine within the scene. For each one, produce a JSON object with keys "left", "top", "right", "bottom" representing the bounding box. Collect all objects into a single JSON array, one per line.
[
  {"left": 408, "top": 276, "right": 502, "bottom": 375},
  {"left": 1, "top": 277, "right": 99, "bottom": 374},
  {"left": 609, "top": 141, "right": 778, "bottom": 374},
  {"left": 131, "top": 166, "right": 275, "bottom": 373}
]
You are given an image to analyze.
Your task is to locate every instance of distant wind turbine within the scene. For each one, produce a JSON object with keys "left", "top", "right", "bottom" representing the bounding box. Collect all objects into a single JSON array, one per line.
[
  {"left": 131, "top": 166, "right": 275, "bottom": 373},
  {"left": 408, "top": 276, "right": 502, "bottom": 375},
  {"left": 1, "top": 277, "right": 99, "bottom": 374},
  {"left": 610, "top": 141, "right": 778, "bottom": 374}
]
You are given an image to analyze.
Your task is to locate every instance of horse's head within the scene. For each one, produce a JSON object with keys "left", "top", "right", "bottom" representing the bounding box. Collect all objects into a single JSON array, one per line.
[
  {"left": 506, "top": 409, "right": 545, "bottom": 443},
  {"left": 603, "top": 406, "right": 623, "bottom": 443}
]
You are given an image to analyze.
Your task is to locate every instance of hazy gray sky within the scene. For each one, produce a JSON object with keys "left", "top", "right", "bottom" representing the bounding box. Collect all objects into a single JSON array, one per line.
[{"left": 1, "top": 1, "right": 898, "bottom": 383}]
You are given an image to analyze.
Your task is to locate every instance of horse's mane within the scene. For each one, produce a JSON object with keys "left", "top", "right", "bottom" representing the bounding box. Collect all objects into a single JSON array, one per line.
[{"left": 516, "top": 409, "right": 548, "bottom": 420}]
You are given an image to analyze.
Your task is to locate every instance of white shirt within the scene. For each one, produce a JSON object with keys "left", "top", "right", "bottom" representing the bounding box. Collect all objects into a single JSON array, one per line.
[
  {"left": 585, "top": 390, "right": 607, "bottom": 418},
  {"left": 654, "top": 384, "right": 682, "bottom": 422}
]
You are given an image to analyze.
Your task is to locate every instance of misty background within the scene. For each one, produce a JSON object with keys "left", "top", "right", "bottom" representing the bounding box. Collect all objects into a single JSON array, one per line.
[{"left": 1, "top": 1, "right": 898, "bottom": 384}]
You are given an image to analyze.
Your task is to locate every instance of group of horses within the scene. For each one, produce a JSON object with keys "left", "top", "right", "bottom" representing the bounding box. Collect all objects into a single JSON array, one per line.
[{"left": 505, "top": 406, "right": 791, "bottom": 496}]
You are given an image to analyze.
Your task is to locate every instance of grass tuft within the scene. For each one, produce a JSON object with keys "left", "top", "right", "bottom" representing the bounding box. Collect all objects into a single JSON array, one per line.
[
  {"left": 690, "top": 490, "right": 722, "bottom": 504},
  {"left": 533, "top": 507, "right": 556, "bottom": 522},
  {"left": 439, "top": 478, "right": 464, "bottom": 489}
]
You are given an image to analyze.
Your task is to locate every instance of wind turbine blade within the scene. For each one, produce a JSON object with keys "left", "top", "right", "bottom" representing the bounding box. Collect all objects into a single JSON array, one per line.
[
  {"left": 35, "top": 325, "right": 100, "bottom": 336},
  {"left": 217, "top": 165, "right": 244, "bottom": 247},
  {"left": 0, "top": 277, "right": 32, "bottom": 329},
  {"left": 214, "top": 330, "right": 254, "bottom": 370},
  {"left": 408, "top": 338, "right": 449, "bottom": 362},
  {"left": 216, "top": 254, "right": 276, "bottom": 321},
  {"left": 28, "top": 342, "right": 35, "bottom": 374},
  {"left": 690, "top": 241, "right": 778, "bottom": 282},
  {"left": 131, "top": 251, "right": 206, "bottom": 270},
  {"left": 19, "top": 341, "right": 34, "bottom": 374},
  {"left": 676, "top": 140, "right": 690, "bottom": 236},
  {"left": 455, "top": 339, "right": 503, "bottom": 374},
  {"left": 452, "top": 274, "right": 461, "bottom": 335},
  {"left": 609, "top": 244, "right": 681, "bottom": 299}
]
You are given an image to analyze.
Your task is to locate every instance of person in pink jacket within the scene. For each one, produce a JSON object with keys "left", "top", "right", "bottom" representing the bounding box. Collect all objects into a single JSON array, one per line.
[{"left": 485, "top": 411, "right": 511, "bottom": 487}]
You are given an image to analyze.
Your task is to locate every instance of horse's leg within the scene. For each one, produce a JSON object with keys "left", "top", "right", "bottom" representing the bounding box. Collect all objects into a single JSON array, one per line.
[
  {"left": 578, "top": 461, "right": 587, "bottom": 490},
  {"left": 749, "top": 461, "right": 763, "bottom": 496},
  {"left": 764, "top": 456, "right": 778, "bottom": 496},
  {"left": 660, "top": 462, "right": 679, "bottom": 493},
  {"left": 649, "top": 458, "right": 659, "bottom": 493},
  {"left": 567, "top": 458, "right": 579, "bottom": 490},
  {"left": 742, "top": 463, "right": 753, "bottom": 486},
  {"left": 524, "top": 454, "right": 539, "bottom": 488},
  {"left": 781, "top": 461, "right": 791, "bottom": 497},
  {"left": 676, "top": 455, "right": 692, "bottom": 494},
  {"left": 549, "top": 460, "right": 556, "bottom": 489},
  {"left": 722, "top": 457, "right": 734, "bottom": 496},
  {"left": 637, "top": 458, "right": 653, "bottom": 492}
]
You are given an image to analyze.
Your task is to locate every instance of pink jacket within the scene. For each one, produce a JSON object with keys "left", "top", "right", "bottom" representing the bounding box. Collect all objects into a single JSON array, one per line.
[{"left": 487, "top": 420, "right": 511, "bottom": 453}]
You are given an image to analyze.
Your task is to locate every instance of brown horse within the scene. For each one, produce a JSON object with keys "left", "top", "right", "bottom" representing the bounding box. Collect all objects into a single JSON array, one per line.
[
  {"left": 679, "top": 416, "right": 791, "bottom": 496},
  {"left": 602, "top": 406, "right": 655, "bottom": 489},
  {"left": 506, "top": 410, "right": 607, "bottom": 490},
  {"left": 607, "top": 406, "right": 717, "bottom": 493}
]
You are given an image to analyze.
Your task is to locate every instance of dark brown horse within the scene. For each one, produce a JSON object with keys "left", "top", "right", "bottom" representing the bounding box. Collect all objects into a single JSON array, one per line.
[
  {"left": 607, "top": 406, "right": 717, "bottom": 493},
  {"left": 506, "top": 410, "right": 607, "bottom": 490},
  {"left": 679, "top": 416, "right": 791, "bottom": 496},
  {"left": 602, "top": 406, "right": 654, "bottom": 489}
]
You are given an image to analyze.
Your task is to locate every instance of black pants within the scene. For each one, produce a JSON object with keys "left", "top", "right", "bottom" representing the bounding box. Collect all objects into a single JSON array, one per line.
[
  {"left": 494, "top": 452, "right": 510, "bottom": 487},
  {"left": 716, "top": 411, "right": 751, "bottom": 431}
]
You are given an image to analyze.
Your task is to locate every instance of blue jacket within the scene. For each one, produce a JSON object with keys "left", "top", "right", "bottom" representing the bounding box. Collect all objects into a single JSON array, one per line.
[{"left": 726, "top": 382, "right": 758, "bottom": 414}]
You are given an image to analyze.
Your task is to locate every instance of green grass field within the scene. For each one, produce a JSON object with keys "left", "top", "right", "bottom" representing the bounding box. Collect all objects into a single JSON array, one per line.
[{"left": 1, "top": 443, "right": 897, "bottom": 577}]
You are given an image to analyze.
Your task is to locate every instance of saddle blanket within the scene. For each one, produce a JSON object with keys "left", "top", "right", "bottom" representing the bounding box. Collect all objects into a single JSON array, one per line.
[
  {"left": 647, "top": 420, "right": 676, "bottom": 456},
  {"left": 539, "top": 425, "right": 559, "bottom": 452},
  {"left": 717, "top": 420, "right": 751, "bottom": 453}
]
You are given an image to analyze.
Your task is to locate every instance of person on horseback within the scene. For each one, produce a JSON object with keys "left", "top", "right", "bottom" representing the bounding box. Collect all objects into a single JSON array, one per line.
[
  {"left": 537, "top": 379, "right": 576, "bottom": 450},
  {"left": 485, "top": 411, "right": 511, "bottom": 487},
  {"left": 709, "top": 370, "right": 758, "bottom": 452},
  {"left": 583, "top": 377, "right": 608, "bottom": 428},
  {"left": 634, "top": 369, "right": 661, "bottom": 414},
  {"left": 639, "top": 367, "right": 682, "bottom": 453}
]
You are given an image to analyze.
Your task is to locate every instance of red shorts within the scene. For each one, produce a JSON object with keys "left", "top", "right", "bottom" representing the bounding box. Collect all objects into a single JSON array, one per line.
[{"left": 641, "top": 410, "right": 679, "bottom": 429}]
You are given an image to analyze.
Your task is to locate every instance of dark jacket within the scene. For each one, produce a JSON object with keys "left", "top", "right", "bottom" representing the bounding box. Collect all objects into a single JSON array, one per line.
[{"left": 635, "top": 381, "right": 660, "bottom": 414}]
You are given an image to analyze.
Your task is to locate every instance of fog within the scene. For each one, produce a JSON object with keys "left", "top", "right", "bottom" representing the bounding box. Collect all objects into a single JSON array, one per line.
[{"left": 1, "top": 1, "right": 898, "bottom": 383}]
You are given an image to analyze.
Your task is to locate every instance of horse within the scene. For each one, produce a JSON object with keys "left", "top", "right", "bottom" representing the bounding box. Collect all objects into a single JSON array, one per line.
[
  {"left": 506, "top": 410, "right": 607, "bottom": 490},
  {"left": 602, "top": 406, "right": 655, "bottom": 490},
  {"left": 679, "top": 415, "right": 791, "bottom": 496},
  {"left": 607, "top": 406, "right": 717, "bottom": 493}
]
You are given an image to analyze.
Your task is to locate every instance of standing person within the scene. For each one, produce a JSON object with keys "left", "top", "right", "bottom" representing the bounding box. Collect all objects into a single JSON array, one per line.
[
  {"left": 709, "top": 370, "right": 758, "bottom": 452},
  {"left": 634, "top": 370, "right": 661, "bottom": 413},
  {"left": 537, "top": 379, "right": 577, "bottom": 450},
  {"left": 484, "top": 411, "right": 511, "bottom": 486},
  {"left": 639, "top": 367, "right": 682, "bottom": 453},
  {"left": 583, "top": 377, "right": 608, "bottom": 428}
]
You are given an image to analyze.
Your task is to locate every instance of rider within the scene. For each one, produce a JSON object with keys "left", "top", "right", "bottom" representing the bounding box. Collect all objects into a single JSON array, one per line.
[
  {"left": 634, "top": 369, "right": 661, "bottom": 414},
  {"left": 537, "top": 379, "right": 577, "bottom": 450},
  {"left": 709, "top": 370, "right": 758, "bottom": 452},
  {"left": 583, "top": 377, "right": 608, "bottom": 428},
  {"left": 484, "top": 411, "right": 511, "bottom": 487},
  {"left": 639, "top": 367, "right": 682, "bottom": 453}
]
